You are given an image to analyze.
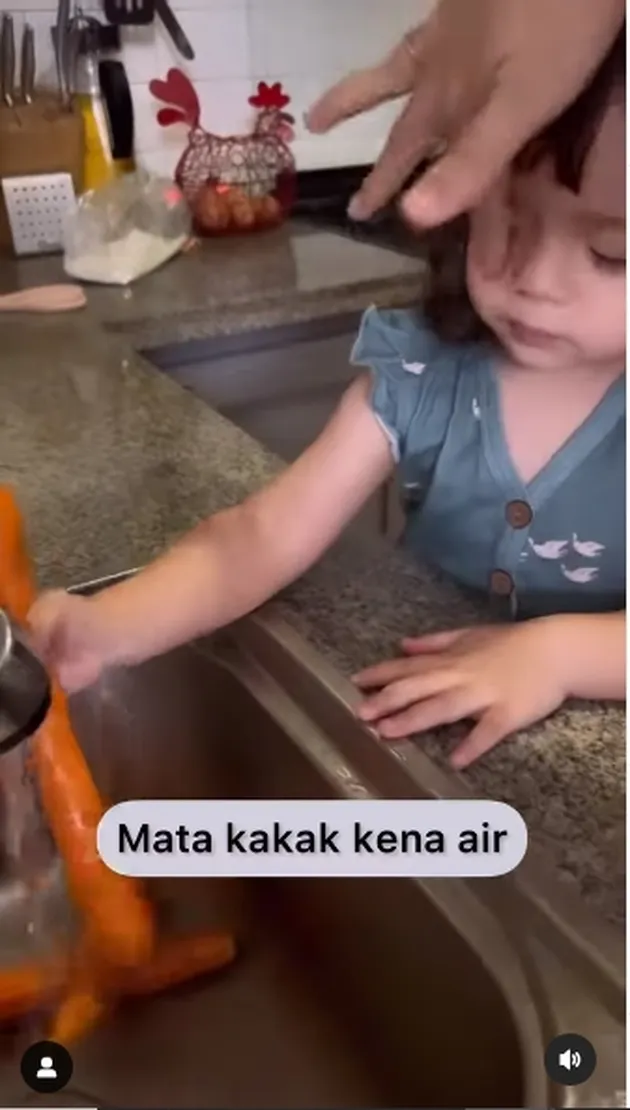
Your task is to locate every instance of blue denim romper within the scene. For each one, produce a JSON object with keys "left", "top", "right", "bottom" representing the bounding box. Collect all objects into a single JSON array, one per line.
[{"left": 350, "top": 306, "right": 625, "bottom": 619}]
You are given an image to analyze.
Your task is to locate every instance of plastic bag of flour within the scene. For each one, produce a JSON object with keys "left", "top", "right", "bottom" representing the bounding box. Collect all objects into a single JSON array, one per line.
[{"left": 63, "top": 169, "right": 191, "bottom": 285}]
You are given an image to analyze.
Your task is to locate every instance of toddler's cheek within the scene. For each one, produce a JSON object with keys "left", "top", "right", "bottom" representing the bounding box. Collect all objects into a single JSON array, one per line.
[
  {"left": 466, "top": 252, "right": 502, "bottom": 329},
  {"left": 467, "top": 177, "right": 511, "bottom": 278}
]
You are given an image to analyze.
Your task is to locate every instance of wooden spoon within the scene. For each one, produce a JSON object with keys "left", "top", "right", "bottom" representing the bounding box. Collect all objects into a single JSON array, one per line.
[{"left": 0, "top": 284, "right": 87, "bottom": 313}]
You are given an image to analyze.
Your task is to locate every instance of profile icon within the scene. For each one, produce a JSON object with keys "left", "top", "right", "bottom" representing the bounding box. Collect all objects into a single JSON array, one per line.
[
  {"left": 20, "top": 1039, "right": 73, "bottom": 1093},
  {"left": 37, "top": 1054, "right": 58, "bottom": 1079}
]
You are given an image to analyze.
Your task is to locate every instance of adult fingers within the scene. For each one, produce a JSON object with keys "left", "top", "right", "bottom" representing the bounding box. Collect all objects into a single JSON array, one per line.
[
  {"left": 305, "top": 25, "right": 425, "bottom": 134},
  {"left": 399, "top": 79, "right": 535, "bottom": 228},
  {"left": 347, "top": 79, "right": 446, "bottom": 220},
  {"left": 305, "top": 66, "right": 402, "bottom": 135}
]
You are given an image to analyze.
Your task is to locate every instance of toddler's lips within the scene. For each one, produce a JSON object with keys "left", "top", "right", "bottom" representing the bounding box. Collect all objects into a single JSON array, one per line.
[{"left": 505, "top": 318, "right": 559, "bottom": 348}]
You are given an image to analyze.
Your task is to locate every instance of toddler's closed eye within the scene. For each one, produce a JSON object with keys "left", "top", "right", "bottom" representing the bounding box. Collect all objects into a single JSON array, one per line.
[{"left": 589, "top": 248, "right": 625, "bottom": 272}]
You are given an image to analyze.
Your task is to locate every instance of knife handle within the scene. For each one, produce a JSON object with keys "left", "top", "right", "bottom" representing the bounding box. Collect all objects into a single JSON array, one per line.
[
  {"left": 1, "top": 14, "right": 15, "bottom": 108},
  {"left": 21, "top": 24, "right": 35, "bottom": 105},
  {"left": 54, "top": 0, "right": 72, "bottom": 108},
  {"left": 154, "top": 0, "right": 194, "bottom": 61}
]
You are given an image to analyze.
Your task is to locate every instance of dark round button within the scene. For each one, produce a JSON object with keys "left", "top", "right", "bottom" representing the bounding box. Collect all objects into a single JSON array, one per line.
[
  {"left": 506, "top": 499, "right": 533, "bottom": 529},
  {"left": 20, "top": 1040, "right": 73, "bottom": 1094},
  {"left": 544, "top": 1033, "right": 597, "bottom": 1087},
  {"left": 489, "top": 569, "right": 514, "bottom": 596}
]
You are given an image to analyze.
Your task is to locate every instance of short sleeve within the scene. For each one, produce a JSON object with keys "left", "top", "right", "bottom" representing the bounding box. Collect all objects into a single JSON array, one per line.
[{"left": 350, "top": 305, "right": 460, "bottom": 463}]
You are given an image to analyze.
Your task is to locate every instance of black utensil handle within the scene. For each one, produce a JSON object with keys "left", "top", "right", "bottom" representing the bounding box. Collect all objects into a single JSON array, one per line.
[
  {"left": 20, "top": 25, "right": 35, "bottom": 104},
  {"left": 0, "top": 641, "right": 51, "bottom": 756},
  {"left": 99, "top": 58, "right": 135, "bottom": 160},
  {"left": 154, "top": 0, "right": 194, "bottom": 60}
]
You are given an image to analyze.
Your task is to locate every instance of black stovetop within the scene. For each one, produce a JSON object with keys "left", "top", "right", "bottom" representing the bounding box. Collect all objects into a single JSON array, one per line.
[{"left": 292, "top": 164, "right": 427, "bottom": 259}]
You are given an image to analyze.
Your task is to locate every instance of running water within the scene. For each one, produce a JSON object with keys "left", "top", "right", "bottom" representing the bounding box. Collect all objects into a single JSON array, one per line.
[{"left": 0, "top": 740, "right": 64, "bottom": 1040}]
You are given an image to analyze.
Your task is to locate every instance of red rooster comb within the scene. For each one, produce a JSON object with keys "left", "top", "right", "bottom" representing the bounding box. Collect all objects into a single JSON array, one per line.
[
  {"left": 248, "top": 81, "right": 291, "bottom": 110},
  {"left": 150, "top": 68, "right": 201, "bottom": 130}
]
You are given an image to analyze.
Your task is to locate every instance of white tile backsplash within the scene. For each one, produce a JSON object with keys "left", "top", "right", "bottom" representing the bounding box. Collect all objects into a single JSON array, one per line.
[
  {"left": 157, "top": 7, "right": 251, "bottom": 83},
  {"left": 13, "top": 0, "right": 435, "bottom": 172}
]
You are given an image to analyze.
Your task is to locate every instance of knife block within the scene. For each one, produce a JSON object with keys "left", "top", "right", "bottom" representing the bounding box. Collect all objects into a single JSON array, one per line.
[{"left": 0, "top": 95, "right": 84, "bottom": 254}]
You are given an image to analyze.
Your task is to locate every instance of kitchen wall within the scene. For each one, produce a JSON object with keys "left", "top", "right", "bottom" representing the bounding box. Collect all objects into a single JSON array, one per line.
[{"left": 9, "top": 0, "right": 435, "bottom": 176}]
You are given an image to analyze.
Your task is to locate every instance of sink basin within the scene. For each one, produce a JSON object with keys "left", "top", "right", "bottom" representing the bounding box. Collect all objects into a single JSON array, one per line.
[{"left": 0, "top": 619, "right": 555, "bottom": 1109}]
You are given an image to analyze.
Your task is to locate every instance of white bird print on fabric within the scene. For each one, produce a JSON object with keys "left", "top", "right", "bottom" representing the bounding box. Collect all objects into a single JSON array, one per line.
[
  {"left": 472, "top": 397, "right": 481, "bottom": 420},
  {"left": 561, "top": 565, "right": 599, "bottom": 583},
  {"left": 529, "top": 539, "right": 568, "bottom": 559},
  {"left": 401, "top": 360, "right": 426, "bottom": 375},
  {"left": 572, "top": 533, "right": 605, "bottom": 558}
]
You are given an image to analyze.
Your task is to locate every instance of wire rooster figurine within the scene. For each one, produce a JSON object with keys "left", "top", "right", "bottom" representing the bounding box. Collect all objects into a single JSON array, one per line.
[{"left": 149, "top": 70, "right": 297, "bottom": 234}]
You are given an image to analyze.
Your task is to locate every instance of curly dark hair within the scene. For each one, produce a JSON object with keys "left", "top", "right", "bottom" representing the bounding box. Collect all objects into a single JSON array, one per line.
[{"left": 421, "top": 25, "right": 626, "bottom": 344}]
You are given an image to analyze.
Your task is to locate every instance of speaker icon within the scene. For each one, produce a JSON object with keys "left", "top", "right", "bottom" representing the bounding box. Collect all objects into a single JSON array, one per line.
[
  {"left": 559, "top": 1048, "right": 582, "bottom": 1071},
  {"left": 545, "top": 1034, "right": 597, "bottom": 1086}
]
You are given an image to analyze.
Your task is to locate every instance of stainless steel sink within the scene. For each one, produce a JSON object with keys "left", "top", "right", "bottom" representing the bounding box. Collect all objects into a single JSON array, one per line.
[{"left": 0, "top": 578, "right": 621, "bottom": 1108}]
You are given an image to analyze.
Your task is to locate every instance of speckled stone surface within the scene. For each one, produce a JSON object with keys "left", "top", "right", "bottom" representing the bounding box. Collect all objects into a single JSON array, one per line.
[
  {"left": 0, "top": 225, "right": 624, "bottom": 938},
  {"left": 0, "top": 223, "right": 423, "bottom": 347}
]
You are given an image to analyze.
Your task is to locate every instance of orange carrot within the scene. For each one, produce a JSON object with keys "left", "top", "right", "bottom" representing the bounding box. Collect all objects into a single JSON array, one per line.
[
  {"left": 121, "top": 930, "right": 237, "bottom": 996},
  {"left": 0, "top": 486, "right": 155, "bottom": 968},
  {"left": 50, "top": 930, "right": 237, "bottom": 1044},
  {"left": 0, "top": 961, "right": 64, "bottom": 1022},
  {"left": 0, "top": 487, "right": 36, "bottom": 624},
  {"left": 0, "top": 931, "right": 236, "bottom": 1039},
  {"left": 44, "top": 936, "right": 107, "bottom": 1046},
  {"left": 48, "top": 984, "right": 108, "bottom": 1045}
]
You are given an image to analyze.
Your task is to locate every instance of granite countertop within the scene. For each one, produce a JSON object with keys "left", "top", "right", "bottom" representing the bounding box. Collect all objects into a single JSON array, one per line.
[
  {"left": 0, "top": 224, "right": 624, "bottom": 943},
  {"left": 1, "top": 222, "right": 423, "bottom": 347}
]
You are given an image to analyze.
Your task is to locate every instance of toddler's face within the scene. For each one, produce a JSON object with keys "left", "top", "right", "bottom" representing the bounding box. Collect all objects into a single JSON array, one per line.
[{"left": 467, "top": 101, "right": 625, "bottom": 372}]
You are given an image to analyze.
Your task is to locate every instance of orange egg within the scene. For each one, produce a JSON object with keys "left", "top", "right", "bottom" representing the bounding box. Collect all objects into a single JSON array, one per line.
[
  {"left": 258, "top": 195, "right": 282, "bottom": 225},
  {"left": 226, "top": 186, "right": 248, "bottom": 209},
  {"left": 194, "top": 186, "right": 230, "bottom": 231},
  {"left": 230, "top": 200, "right": 256, "bottom": 229}
]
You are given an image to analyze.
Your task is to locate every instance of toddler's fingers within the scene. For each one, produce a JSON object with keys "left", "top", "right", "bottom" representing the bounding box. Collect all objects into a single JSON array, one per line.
[
  {"left": 449, "top": 707, "right": 513, "bottom": 769},
  {"left": 401, "top": 629, "right": 467, "bottom": 654},
  {"left": 377, "top": 685, "right": 473, "bottom": 740},
  {"left": 357, "top": 670, "right": 456, "bottom": 722},
  {"left": 27, "top": 590, "right": 70, "bottom": 659},
  {"left": 56, "top": 658, "right": 102, "bottom": 695},
  {"left": 352, "top": 654, "right": 426, "bottom": 688}
]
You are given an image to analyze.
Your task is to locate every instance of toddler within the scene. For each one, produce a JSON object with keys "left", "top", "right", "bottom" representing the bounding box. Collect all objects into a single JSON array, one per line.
[{"left": 29, "top": 31, "right": 625, "bottom": 770}]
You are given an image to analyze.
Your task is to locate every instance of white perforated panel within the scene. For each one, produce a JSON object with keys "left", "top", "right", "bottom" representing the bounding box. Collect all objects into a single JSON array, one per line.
[{"left": 2, "top": 173, "right": 77, "bottom": 257}]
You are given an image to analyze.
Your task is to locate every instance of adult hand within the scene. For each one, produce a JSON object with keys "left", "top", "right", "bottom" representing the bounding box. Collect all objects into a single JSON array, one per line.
[
  {"left": 352, "top": 619, "right": 569, "bottom": 770},
  {"left": 305, "top": 0, "right": 625, "bottom": 228}
]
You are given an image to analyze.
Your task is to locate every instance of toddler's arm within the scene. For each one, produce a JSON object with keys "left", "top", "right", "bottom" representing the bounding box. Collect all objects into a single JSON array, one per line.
[
  {"left": 30, "top": 375, "right": 393, "bottom": 684},
  {"left": 552, "top": 609, "right": 625, "bottom": 702}
]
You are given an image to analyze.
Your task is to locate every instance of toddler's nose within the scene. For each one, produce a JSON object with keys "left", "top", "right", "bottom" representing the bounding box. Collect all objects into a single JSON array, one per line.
[{"left": 510, "top": 228, "right": 568, "bottom": 302}]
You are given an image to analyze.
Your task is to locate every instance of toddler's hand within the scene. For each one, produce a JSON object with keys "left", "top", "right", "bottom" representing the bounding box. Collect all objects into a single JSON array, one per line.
[
  {"left": 28, "top": 590, "right": 110, "bottom": 694},
  {"left": 352, "top": 619, "right": 568, "bottom": 770}
]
